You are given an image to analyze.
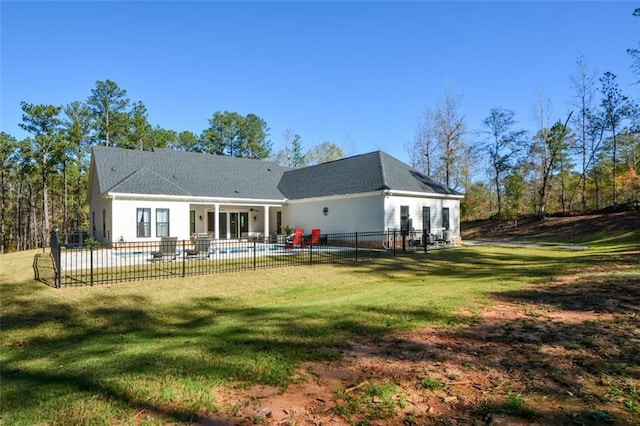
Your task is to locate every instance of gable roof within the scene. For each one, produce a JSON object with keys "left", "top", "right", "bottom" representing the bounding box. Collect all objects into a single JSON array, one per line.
[
  {"left": 91, "top": 147, "right": 461, "bottom": 201},
  {"left": 278, "top": 151, "right": 461, "bottom": 199},
  {"left": 91, "top": 146, "right": 290, "bottom": 200}
]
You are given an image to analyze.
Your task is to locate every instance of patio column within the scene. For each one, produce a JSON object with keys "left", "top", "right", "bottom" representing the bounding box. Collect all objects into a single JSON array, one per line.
[
  {"left": 264, "top": 206, "right": 270, "bottom": 243},
  {"left": 214, "top": 203, "right": 220, "bottom": 240}
]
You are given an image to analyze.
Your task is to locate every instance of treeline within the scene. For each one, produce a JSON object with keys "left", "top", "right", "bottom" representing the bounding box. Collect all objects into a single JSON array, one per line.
[
  {"left": 407, "top": 58, "right": 639, "bottom": 222},
  {"left": 0, "top": 80, "right": 348, "bottom": 253},
  {"left": 2, "top": 7, "right": 639, "bottom": 253}
]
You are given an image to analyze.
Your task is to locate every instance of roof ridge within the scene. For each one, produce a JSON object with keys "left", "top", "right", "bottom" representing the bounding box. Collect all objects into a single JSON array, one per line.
[
  {"left": 109, "top": 166, "right": 193, "bottom": 195},
  {"left": 377, "top": 151, "right": 390, "bottom": 190}
]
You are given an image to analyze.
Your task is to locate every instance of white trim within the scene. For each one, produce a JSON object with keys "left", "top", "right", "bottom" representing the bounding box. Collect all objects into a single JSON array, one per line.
[
  {"left": 106, "top": 192, "right": 287, "bottom": 205},
  {"left": 286, "top": 191, "right": 381, "bottom": 203},
  {"left": 382, "top": 189, "right": 464, "bottom": 200},
  {"left": 286, "top": 189, "right": 464, "bottom": 203}
]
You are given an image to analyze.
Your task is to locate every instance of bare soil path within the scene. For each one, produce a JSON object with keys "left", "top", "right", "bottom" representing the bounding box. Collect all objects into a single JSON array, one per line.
[{"left": 198, "top": 212, "right": 640, "bottom": 425}]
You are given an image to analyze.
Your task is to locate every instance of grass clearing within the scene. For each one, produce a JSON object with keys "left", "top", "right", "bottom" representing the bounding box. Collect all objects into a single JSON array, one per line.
[{"left": 2, "top": 223, "right": 639, "bottom": 424}]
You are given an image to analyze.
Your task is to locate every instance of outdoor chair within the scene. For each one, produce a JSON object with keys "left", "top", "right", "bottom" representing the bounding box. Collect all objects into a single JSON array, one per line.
[
  {"left": 151, "top": 237, "right": 177, "bottom": 261},
  {"left": 285, "top": 228, "right": 307, "bottom": 249},
  {"left": 185, "top": 236, "right": 211, "bottom": 258},
  {"left": 310, "top": 228, "right": 321, "bottom": 245}
]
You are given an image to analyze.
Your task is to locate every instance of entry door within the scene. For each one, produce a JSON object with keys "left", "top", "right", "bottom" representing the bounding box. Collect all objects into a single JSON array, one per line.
[
  {"left": 207, "top": 211, "right": 215, "bottom": 234},
  {"left": 219, "top": 212, "right": 228, "bottom": 239},
  {"left": 240, "top": 212, "right": 249, "bottom": 237},
  {"left": 230, "top": 213, "right": 239, "bottom": 239},
  {"left": 422, "top": 207, "right": 431, "bottom": 234}
]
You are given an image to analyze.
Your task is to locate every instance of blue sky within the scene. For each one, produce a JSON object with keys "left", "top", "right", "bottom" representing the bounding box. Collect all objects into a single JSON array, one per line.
[{"left": 1, "top": 1, "right": 638, "bottom": 164}]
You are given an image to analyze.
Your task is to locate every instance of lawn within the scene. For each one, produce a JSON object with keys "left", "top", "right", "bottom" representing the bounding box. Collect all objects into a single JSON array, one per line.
[{"left": 2, "top": 225, "right": 639, "bottom": 425}]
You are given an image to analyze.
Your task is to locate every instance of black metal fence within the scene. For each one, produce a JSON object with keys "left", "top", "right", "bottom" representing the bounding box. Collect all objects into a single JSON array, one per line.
[{"left": 41, "top": 229, "right": 443, "bottom": 288}]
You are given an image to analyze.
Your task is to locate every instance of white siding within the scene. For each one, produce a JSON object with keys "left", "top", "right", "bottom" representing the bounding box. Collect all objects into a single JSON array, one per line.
[
  {"left": 88, "top": 170, "right": 111, "bottom": 243},
  {"left": 286, "top": 194, "right": 384, "bottom": 234},
  {"left": 384, "top": 195, "right": 460, "bottom": 237},
  {"left": 111, "top": 199, "right": 191, "bottom": 243}
]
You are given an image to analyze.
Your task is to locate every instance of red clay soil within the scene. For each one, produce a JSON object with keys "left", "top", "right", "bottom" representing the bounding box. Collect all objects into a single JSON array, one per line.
[
  {"left": 197, "top": 212, "right": 640, "bottom": 425},
  {"left": 461, "top": 210, "right": 640, "bottom": 242}
]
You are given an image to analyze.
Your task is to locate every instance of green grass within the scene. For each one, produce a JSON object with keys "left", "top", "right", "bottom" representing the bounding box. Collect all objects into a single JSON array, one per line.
[
  {"left": 334, "top": 381, "right": 406, "bottom": 422},
  {"left": 479, "top": 391, "right": 539, "bottom": 419},
  {"left": 2, "top": 229, "right": 639, "bottom": 425},
  {"left": 418, "top": 377, "right": 447, "bottom": 390}
]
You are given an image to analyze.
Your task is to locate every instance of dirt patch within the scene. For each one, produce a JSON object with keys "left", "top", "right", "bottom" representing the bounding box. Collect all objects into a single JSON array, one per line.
[
  {"left": 461, "top": 211, "right": 640, "bottom": 242},
  {"left": 196, "top": 214, "right": 640, "bottom": 425},
  {"left": 198, "top": 287, "right": 639, "bottom": 425}
]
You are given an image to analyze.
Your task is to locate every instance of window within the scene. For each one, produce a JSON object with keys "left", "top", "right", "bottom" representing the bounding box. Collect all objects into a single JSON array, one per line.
[
  {"left": 102, "top": 209, "right": 106, "bottom": 238},
  {"left": 137, "top": 208, "right": 151, "bottom": 238},
  {"left": 276, "top": 211, "right": 282, "bottom": 234},
  {"left": 190, "top": 210, "right": 196, "bottom": 234},
  {"left": 92, "top": 211, "right": 96, "bottom": 236},
  {"left": 442, "top": 207, "right": 450, "bottom": 231},
  {"left": 422, "top": 207, "right": 431, "bottom": 234},
  {"left": 400, "top": 205, "right": 410, "bottom": 236},
  {"left": 156, "top": 208, "right": 170, "bottom": 237}
]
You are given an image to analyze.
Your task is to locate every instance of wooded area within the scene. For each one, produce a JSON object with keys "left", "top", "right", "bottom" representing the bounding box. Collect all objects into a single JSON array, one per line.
[
  {"left": 407, "top": 58, "right": 639, "bottom": 224},
  {"left": 1, "top": 42, "right": 638, "bottom": 253}
]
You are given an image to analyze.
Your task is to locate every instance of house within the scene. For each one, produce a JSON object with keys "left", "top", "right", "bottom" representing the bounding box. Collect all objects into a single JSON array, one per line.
[{"left": 88, "top": 146, "right": 463, "bottom": 244}]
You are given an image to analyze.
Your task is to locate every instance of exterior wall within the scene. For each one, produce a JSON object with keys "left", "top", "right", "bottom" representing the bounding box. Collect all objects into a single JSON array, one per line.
[
  {"left": 285, "top": 194, "right": 385, "bottom": 234},
  {"left": 384, "top": 195, "right": 461, "bottom": 237},
  {"left": 110, "top": 199, "right": 191, "bottom": 243},
  {"left": 88, "top": 170, "right": 111, "bottom": 243}
]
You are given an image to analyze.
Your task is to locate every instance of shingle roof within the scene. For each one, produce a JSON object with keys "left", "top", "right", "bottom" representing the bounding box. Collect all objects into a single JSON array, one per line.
[
  {"left": 92, "top": 146, "right": 290, "bottom": 200},
  {"left": 278, "top": 151, "right": 461, "bottom": 199},
  {"left": 92, "top": 147, "right": 461, "bottom": 201}
]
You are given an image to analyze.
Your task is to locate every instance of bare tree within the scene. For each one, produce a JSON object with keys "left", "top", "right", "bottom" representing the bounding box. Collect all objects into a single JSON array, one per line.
[
  {"left": 408, "top": 107, "right": 439, "bottom": 177},
  {"left": 569, "top": 56, "right": 601, "bottom": 211},
  {"left": 408, "top": 86, "right": 466, "bottom": 189},
  {"left": 599, "top": 71, "right": 635, "bottom": 206},
  {"left": 482, "top": 108, "right": 526, "bottom": 219}
]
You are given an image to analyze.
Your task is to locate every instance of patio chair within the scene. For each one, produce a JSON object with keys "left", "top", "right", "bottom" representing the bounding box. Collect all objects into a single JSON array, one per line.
[
  {"left": 151, "top": 237, "right": 177, "bottom": 261},
  {"left": 285, "top": 228, "right": 307, "bottom": 249},
  {"left": 185, "top": 236, "right": 211, "bottom": 258},
  {"left": 310, "top": 228, "right": 321, "bottom": 245}
]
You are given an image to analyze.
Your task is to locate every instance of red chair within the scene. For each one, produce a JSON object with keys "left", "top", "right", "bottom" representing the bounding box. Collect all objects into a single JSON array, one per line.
[
  {"left": 285, "top": 228, "right": 306, "bottom": 248},
  {"left": 310, "top": 229, "right": 321, "bottom": 245}
]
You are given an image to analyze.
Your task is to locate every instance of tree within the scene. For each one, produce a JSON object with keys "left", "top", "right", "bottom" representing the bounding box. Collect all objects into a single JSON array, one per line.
[
  {"left": 482, "top": 108, "right": 526, "bottom": 219},
  {"left": 628, "top": 8, "right": 640, "bottom": 84},
  {"left": 307, "top": 142, "right": 344, "bottom": 165},
  {"left": 407, "top": 108, "right": 438, "bottom": 177},
  {"left": 87, "top": 79, "right": 130, "bottom": 147},
  {"left": 18, "top": 102, "right": 63, "bottom": 247},
  {"left": 530, "top": 115, "right": 573, "bottom": 219},
  {"left": 598, "top": 71, "right": 635, "bottom": 206},
  {"left": 569, "top": 56, "right": 602, "bottom": 212},
  {"left": 274, "top": 129, "right": 308, "bottom": 167},
  {"left": 63, "top": 101, "right": 92, "bottom": 230},
  {"left": 125, "top": 101, "right": 154, "bottom": 150},
  {"left": 408, "top": 86, "right": 466, "bottom": 188},
  {"left": 200, "top": 111, "right": 271, "bottom": 159},
  {"left": 433, "top": 87, "right": 466, "bottom": 189},
  {"left": 0, "top": 133, "right": 18, "bottom": 253},
  {"left": 177, "top": 131, "right": 200, "bottom": 152},
  {"left": 503, "top": 165, "right": 527, "bottom": 227}
]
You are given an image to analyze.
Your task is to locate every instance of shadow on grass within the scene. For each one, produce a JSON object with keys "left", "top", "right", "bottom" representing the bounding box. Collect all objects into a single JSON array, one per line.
[
  {"left": 3, "top": 239, "right": 639, "bottom": 424},
  {"left": 1, "top": 285, "right": 464, "bottom": 424}
]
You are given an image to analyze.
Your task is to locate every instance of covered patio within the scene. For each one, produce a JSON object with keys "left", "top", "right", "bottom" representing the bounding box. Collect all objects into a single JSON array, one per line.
[{"left": 188, "top": 202, "right": 285, "bottom": 242}]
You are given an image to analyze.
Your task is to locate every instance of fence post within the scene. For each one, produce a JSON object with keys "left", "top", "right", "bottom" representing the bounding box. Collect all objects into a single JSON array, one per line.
[
  {"left": 393, "top": 230, "right": 397, "bottom": 256},
  {"left": 182, "top": 240, "right": 186, "bottom": 277},
  {"left": 423, "top": 229, "right": 428, "bottom": 253},
  {"left": 309, "top": 240, "right": 313, "bottom": 265},
  {"left": 253, "top": 240, "right": 257, "bottom": 270},
  {"left": 355, "top": 232, "right": 358, "bottom": 261},
  {"left": 50, "top": 230, "right": 62, "bottom": 288},
  {"left": 90, "top": 245, "right": 94, "bottom": 286}
]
